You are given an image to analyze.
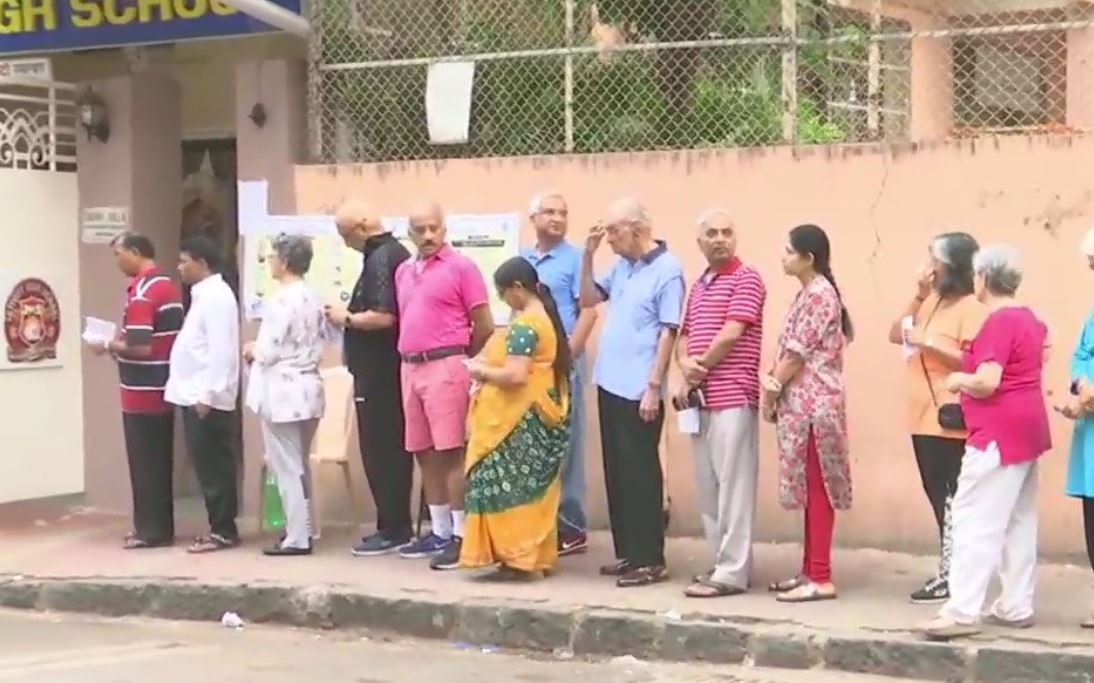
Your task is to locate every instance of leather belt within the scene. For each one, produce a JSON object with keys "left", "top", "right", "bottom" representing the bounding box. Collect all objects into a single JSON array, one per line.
[{"left": 400, "top": 346, "right": 467, "bottom": 364}]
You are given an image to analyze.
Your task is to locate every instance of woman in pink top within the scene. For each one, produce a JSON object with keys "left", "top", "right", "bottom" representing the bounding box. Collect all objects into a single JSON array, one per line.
[{"left": 919, "top": 244, "right": 1051, "bottom": 641}]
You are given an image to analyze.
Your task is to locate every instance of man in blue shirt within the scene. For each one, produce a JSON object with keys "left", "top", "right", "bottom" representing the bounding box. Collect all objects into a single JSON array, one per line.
[
  {"left": 581, "top": 198, "right": 685, "bottom": 588},
  {"left": 522, "top": 192, "right": 598, "bottom": 556}
]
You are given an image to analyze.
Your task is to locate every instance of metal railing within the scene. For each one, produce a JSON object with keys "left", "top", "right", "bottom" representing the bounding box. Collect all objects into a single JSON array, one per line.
[
  {"left": 306, "top": 0, "right": 1094, "bottom": 163},
  {"left": 0, "top": 77, "right": 78, "bottom": 173}
]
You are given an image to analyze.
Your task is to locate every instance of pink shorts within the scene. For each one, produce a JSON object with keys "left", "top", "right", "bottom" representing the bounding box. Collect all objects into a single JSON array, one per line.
[{"left": 400, "top": 354, "right": 471, "bottom": 453}]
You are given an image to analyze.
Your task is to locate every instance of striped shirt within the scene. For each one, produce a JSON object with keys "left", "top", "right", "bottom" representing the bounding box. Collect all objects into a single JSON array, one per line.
[
  {"left": 119, "top": 268, "right": 183, "bottom": 414},
  {"left": 682, "top": 257, "right": 766, "bottom": 410}
]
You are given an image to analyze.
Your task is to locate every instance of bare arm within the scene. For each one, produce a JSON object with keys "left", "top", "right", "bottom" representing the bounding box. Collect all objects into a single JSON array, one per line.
[
  {"left": 569, "top": 308, "right": 597, "bottom": 358},
  {"left": 580, "top": 251, "right": 605, "bottom": 309},
  {"left": 468, "top": 304, "right": 496, "bottom": 356},
  {"left": 649, "top": 326, "right": 678, "bottom": 389},
  {"left": 479, "top": 356, "right": 532, "bottom": 389},
  {"left": 109, "top": 339, "right": 152, "bottom": 360},
  {"left": 696, "top": 320, "right": 748, "bottom": 369},
  {"left": 347, "top": 311, "right": 396, "bottom": 330},
  {"left": 949, "top": 362, "right": 1003, "bottom": 399}
]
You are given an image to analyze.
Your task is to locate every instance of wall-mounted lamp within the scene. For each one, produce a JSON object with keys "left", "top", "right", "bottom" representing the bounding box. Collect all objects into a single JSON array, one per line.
[
  {"left": 249, "top": 102, "right": 268, "bottom": 128},
  {"left": 76, "top": 87, "right": 110, "bottom": 143}
]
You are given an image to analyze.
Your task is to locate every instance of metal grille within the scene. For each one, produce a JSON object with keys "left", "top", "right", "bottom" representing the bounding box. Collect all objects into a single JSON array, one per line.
[
  {"left": 0, "top": 78, "right": 78, "bottom": 172},
  {"left": 307, "top": 1, "right": 1094, "bottom": 163}
]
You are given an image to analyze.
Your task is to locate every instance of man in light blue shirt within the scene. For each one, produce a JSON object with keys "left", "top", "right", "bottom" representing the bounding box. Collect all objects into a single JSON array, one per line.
[
  {"left": 581, "top": 198, "right": 685, "bottom": 588},
  {"left": 522, "top": 191, "right": 598, "bottom": 556}
]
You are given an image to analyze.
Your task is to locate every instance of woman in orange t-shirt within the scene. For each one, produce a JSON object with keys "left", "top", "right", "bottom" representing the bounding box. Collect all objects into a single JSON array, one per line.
[{"left": 888, "top": 232, "right": 987, "bottom": 605}]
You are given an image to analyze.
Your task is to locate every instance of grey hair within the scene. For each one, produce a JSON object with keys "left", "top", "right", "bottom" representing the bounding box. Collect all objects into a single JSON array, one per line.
[
  {"left": 697, "top": 208, "right": 733, "bottom": 235},
  {"left": 973, "top": 244, "right": 1023, "bottom": 297},
  {"left": 609, "top": 197, "right": 651, "bottom": 231},
  {"left": 271, "top": 233, "right": 314, "bottom": 276},
  {"left": 529, "top": 191, "right": 566, "bottom": 215}
]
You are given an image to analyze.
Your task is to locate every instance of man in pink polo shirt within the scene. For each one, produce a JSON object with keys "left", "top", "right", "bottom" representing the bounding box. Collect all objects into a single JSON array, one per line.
[{"left": 395, "top": 201, "right": 494, "bottom": 571}]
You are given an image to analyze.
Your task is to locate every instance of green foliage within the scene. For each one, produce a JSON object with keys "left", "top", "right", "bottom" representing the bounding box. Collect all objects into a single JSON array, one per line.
[{"left": 314, "top": 0, "right": 851, "bottom": 161}]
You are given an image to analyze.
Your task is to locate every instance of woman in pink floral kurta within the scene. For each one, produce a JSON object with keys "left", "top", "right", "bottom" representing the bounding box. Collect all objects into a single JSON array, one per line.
[{"left": 761, "top": 225, "right": 852, "bottom": 603}]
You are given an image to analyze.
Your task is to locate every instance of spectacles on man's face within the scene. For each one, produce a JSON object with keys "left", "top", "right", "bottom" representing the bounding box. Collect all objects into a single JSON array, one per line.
[{"left": 604, "top": 220, "right": 635, "bottom": 236}]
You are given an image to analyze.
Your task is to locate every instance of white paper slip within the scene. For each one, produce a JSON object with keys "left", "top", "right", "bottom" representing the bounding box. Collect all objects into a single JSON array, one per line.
[
  {"left": 676, "top": 407, "right": 701, "bottom": 435},
  {"left": 82, "top": 316, "right": 117, "bottom": 346},
  {"left": 900, "top": 316, "right": 916, "bottom": 360}
]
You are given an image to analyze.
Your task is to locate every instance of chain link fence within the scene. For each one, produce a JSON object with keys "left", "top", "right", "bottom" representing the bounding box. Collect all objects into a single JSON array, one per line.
[{"left": 306, "top": 0, "right": 1094, "bottom": 164}]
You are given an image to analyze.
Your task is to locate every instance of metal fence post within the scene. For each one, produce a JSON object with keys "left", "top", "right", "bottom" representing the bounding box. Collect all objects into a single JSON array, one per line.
[
  {"left": 564, "top": 0, "right": 576, "bottom": 153},
  {"left": 781, "top": 0, "right": 798, "bottom": 144},
  {"left": 305, "top": 0, "right": 323, "bottom": 162}
]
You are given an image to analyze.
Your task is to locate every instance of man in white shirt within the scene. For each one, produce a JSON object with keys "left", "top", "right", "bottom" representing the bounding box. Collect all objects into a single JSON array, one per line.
[{"left": 166, "top": 235, "right": 242, "bottom": 554}]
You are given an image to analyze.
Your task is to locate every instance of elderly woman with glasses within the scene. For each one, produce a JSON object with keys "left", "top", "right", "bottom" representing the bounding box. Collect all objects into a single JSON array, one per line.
[
  {"left": 243, "top": 234, "right": 328, "bottom": 556},
  {"left": 919, "top": 244, "right": 1051, "bottom": 641}
]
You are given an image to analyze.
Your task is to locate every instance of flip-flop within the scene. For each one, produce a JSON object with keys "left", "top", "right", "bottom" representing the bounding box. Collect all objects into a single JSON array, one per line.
[
  {"left": 1081, "top": 616, "right": 1094, "bottom": 630},
  {"left": 775, "top": 582, "right": 837, "bottom": 603},
  {"left": 685, "top": 578, "right": 743, "bottom": 598},
  {"left": 123, "top": 534, "right": 172, "bottom": 550},
  {"left": 768, "top": 575, "right": 805, "bottom": 593}
]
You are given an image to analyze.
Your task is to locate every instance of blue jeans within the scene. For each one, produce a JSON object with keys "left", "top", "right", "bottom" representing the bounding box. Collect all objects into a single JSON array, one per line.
[{"left": 559, "top": 358, "right": 587, "bottom": 534}]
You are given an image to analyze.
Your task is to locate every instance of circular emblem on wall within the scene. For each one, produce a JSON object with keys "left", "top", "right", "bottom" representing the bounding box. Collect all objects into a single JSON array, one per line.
[{"left": 4, "top": 278, "right": 60, "bottom": 364}]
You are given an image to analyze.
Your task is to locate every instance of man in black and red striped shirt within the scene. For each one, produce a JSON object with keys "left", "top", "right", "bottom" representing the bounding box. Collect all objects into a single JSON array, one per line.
[
  {"left": 91, "top": 233, "right": 184, "bottom": 549},
  {"left": 675, "top": 210, "right": 766, "bottom": 599}
]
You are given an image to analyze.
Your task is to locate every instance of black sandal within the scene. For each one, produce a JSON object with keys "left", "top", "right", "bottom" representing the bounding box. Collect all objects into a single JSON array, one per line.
[
  {"left": 123, "top": 534, "right": 172, "bottom": 550},
  {"left": 685, "top": 578, "right": 743, "bottom": 598},
  {"left": 768, "top": 575, "right": 806, "bottom": 593}
]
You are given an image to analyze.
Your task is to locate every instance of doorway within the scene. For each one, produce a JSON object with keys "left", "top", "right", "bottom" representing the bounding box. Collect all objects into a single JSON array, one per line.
[{"left": 176, "top": 138, "right": 243, "bottom": 499}]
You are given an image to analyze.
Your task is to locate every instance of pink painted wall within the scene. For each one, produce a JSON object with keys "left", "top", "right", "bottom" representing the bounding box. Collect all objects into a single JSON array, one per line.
[{"left": 295, "top": 136, "right": 1094, "bottom": 559}]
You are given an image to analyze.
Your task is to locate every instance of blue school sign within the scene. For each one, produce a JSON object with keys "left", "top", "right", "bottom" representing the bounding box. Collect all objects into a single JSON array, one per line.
[{"left": 0, "top": 0, "right": 303, "bottom": 55}]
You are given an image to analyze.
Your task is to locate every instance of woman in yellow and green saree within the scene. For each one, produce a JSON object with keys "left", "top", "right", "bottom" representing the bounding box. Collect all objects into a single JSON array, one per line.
[{"left": 461, "top": 257, "right": 572, "bottom": 579}]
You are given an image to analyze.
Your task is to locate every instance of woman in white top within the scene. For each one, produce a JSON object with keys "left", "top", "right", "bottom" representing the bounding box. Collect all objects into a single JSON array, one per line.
[{"left": 244, "top": 234, "right": 327, "bottom": 556}]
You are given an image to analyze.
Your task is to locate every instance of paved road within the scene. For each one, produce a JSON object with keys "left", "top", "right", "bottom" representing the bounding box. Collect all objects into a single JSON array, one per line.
[{"left": 0, "top": 609, "right": 920, "bottom": 683}]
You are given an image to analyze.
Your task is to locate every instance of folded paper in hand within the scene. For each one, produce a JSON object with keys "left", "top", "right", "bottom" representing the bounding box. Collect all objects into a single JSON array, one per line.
[{"left": 82, "top": 316, "right": 117, "bottom": 346}]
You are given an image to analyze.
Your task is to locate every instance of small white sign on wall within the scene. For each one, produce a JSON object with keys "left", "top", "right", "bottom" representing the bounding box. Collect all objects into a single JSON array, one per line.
[
  {"left": 0, "top": 58, "right": 52, "bottom": 81},
  {"left": 81, "top": 207, "right": 129, "bottom": 244}
]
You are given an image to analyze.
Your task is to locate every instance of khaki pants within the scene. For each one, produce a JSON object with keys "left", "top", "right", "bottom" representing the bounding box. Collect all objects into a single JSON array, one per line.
[{"left": 690, "top": 407, "right": 759, "bottom": 589}]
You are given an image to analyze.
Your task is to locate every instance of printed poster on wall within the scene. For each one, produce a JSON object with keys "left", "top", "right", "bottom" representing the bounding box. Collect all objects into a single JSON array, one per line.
[
  {"left": 0, "top": 270, "right": 62, "bottom": 371},
  {"left": 239, "top": 179, "right": 521, "bottom": 323}
]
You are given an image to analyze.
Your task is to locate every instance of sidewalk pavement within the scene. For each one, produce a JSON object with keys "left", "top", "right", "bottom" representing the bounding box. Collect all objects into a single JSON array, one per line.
[{"left": 1, "top": 501, "right": 1092, "bottom": 682}]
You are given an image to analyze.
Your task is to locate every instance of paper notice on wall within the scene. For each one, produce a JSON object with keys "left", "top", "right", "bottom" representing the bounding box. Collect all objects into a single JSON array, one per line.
[
  {"left": 237, "top": 180, "right": 270, "bottom": 235},
  {"left": 426, "top": 61, "right": 475, "bottom": 144},
  {"left": 80, "top": 207, "right": 129, "bottom": 244}
]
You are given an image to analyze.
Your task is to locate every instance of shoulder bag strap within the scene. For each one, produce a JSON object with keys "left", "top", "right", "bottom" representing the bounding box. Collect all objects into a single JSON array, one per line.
[{"left": 917, "top": 297, "right": 944, "bottom": 407}]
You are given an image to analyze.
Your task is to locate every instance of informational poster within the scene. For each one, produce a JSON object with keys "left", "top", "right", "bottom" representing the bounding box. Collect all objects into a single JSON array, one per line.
[{"left": 238, "top": 181, "right": 520, "bottom": 323}]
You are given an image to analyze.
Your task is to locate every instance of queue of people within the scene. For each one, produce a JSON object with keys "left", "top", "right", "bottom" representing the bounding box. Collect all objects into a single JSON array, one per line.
[{"left": 85, "top": 199, "right": 1094, "bottom": 638}]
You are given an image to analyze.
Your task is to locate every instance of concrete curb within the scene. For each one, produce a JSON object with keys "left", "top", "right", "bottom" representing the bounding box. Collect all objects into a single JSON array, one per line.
[{"left": 1, "top": 575, "right": 1091, "bottom": 682}]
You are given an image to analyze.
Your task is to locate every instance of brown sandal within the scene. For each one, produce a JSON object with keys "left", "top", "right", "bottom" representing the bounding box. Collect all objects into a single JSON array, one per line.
[
  {"left": 768, "top": 575, "right": 805, "bottom": 593},
  {"left": 187, "top": 534, "right": 240, "bottom": 554},
  {"left": 775, "top": 581, "right": 837, "bottom": 603},
  {"left": 123, "top": 534, "right": 172, "bottom": 550},
  {"left": 1081, "top": 615, "right": 1094, "bottom": 630},
  {"left": 685, "top": 578, "right": 743, "bottom": 598}
]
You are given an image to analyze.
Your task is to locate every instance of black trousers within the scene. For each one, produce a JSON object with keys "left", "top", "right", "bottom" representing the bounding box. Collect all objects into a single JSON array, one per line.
[
  {"left": 911, "top": 435, "right": 964, "bottom": 579},
  {"left": 1083, "top": 497, "right": 1094, "bottom": 574},
  {"left": 122, "top": 412, "right": 175, "bottom": 543},
  {"left": 598, "top": 388, "right": 665, "bottom": 567},
  {"left": 356, "top": 374, "right": 414, "bottom": 541},
  {"left": 182, "top": 407, "right": 239, "bottom": 541}
]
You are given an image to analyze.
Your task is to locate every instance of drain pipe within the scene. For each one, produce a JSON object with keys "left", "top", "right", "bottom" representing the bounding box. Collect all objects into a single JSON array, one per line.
[{"left": 219, "top": 0, "right": 311, "bottom": 38}]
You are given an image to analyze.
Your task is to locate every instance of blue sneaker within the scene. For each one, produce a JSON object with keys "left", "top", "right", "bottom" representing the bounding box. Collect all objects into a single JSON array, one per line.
[
  {"left": 351, "top": 533, "right": 411, "bottom": 557},
  {"left": 398, "top": 534, "right": 449, "bottom": 559}
]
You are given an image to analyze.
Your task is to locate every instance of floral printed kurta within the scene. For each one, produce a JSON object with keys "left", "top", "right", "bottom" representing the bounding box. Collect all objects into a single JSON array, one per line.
[
  {"left": 245, "top": 280, "right": 328, "bottom": 424},
  {"left": 773, "top": 276, "right": 852, "bottom": 511}
]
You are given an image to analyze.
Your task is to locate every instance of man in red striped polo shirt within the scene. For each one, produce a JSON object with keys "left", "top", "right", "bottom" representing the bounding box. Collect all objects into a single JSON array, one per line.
[
  {"left": 89, "top": 233, "right": 184, "bottom": 549},
  {"left": 675, "top": 209, "right": 766, "bottom": 598}
]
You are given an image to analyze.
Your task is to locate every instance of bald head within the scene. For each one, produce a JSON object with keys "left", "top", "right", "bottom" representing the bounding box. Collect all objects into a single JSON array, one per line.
[
  {"left": 334, "top": 200, "right": 382, "bottom": 251},
  {"left": 407, "top": 200, "right": 446, "bottom": 258},
  {"left": 697, "top": 208, "right": 737, "bottom": 267},
  {"left": 607, "top": 198, "right": 651, "bottom": 232}
]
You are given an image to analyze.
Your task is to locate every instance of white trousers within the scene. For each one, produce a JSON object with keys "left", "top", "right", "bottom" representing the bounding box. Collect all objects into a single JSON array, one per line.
[
  {"left": 261, "top": 419, "right": 319, "bottom": 550},
  {"left": 690, "top": 407, "right": 759, "bottom": 589},
  {"left": 940, "top": 441, "right": 1039, "bottom": 624}
]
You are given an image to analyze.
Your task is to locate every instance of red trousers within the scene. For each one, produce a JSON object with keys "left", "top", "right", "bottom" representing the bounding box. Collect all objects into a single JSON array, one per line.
[{"left": 802, "top": 430, "right": 835, "bottom": 583}]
